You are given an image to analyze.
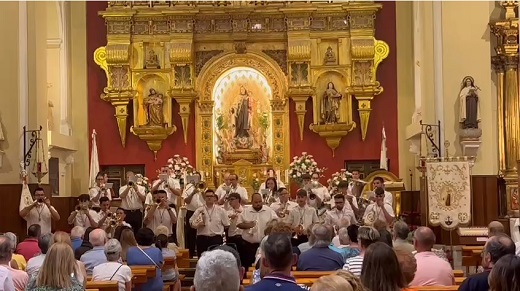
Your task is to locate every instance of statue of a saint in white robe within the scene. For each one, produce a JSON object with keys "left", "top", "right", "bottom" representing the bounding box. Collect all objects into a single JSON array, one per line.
[{"left": 459, "top": 76, "right": 481, "bottom": 129}]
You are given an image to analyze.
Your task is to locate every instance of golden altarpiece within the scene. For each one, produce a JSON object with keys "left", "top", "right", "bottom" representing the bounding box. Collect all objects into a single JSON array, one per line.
[{"left": 94, "top": 1, "right": 389, "bottom": 190}]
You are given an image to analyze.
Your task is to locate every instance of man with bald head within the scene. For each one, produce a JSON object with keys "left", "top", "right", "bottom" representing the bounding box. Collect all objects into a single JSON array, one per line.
[
  {"left": 459, "top": 234, "right": 515, "bottom": 291},
  {"left": 487, "top": 221, "right": 505, "bottom": 237},
  {"left": 297, "top": 224, "right": 343, "bottom": 271},
  {"left": 80, "top": 228, "right": 108, "bottom": 275},
  {"left": 410, "top": 227, "right": 454, "bottom": 286}
]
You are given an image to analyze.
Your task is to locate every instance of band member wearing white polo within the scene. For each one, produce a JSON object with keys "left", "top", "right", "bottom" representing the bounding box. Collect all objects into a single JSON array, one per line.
[
  {"left": 150, "top": 166, "right": 181, "bottom": 208},
  {"left": 190, "top": 189, "right": 230, "bottom": 257},
  {"left": 363, "top": 187, "right": 395, "bottom": 225},
  {"left": 372, "top": 176, "right": 393, "bottom": 207},
  {"left": 67, "top": 194, "right": 100, "bottom": 228},
  {"left": 287, "top": 189, "right": 319, "bottom": 246},
  {"left": 119, "top": 171, "right": 146, "bottom": 233},
  {"left": 144, "top": 190, "right": 177, "bottom": 237},
  {"left": 301, "top": 173, "right": 330, "bottom": 210},
  {"left": 89, "top": 172, "right": 112, "bottom": 211},
  {"left": 259, "top": 168, "right": 286, "bottom": 190},
  {"left": 19, "top": 187, "right": 60, "bottom": 235},
  {"left": 237, "top": 192, "right": 278, "bottom": 269},
  {"left": 217, "top": 173, "right": 248, "bottom": 208},
  {"left": 182, "top": 172, "right": 205, "bottom": 257},
  {"left": 270, "top": 188, "right": 297, "bottom": 222},
  {"left": 337, "top": 181, "right": 359, "bottom": 215},
  {"left": 226, "top": 192, "right": 244, "bottom": 263},
  {"left": 325, "top": 194, "right": 357, "bottom": 229}
]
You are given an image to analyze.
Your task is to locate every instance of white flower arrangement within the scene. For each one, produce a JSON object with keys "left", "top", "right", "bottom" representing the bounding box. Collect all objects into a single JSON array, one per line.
[
  {"left": 167, "top": 154, "right": 195, "bottom": 180},
  {"left": 327, "top": 169, "right": 352, "bottom": 192},
  {"left": 251, "top": 173, "right": 261, "bottom": 191},
  {"left": 288, "top": 152, "right": 326, "bottom": 185},
  {"left": 135, "top": 174, "right": 151, "bottom": 194}
]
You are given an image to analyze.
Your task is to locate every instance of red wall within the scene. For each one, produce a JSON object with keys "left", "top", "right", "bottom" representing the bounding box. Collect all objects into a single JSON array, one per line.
[
  {"left": 87, "top": 1, "right": 397, "bottom": 177},
  {"left": 290, "top": 1, "right": 398, "bottom": 177}
]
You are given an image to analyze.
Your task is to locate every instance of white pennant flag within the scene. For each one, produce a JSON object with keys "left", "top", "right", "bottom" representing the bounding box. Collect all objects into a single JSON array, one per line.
[
  {"left": 19, "top": 162, "right": 33, "bottom": 212},
  {"left": 380, "top": 126, "right": 388, "bottom": 170},
  {"left": 89, "top": 130, "right": 100, "bottom": 188}
]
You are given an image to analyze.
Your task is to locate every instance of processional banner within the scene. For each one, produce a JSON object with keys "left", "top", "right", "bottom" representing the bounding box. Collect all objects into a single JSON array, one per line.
[{"left": 426, "top": 161, "right": 471, "bottom": 230}]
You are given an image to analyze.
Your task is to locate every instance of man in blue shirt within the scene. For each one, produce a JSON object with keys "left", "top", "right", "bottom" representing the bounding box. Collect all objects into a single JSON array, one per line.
[
  {"left": 70, "top": 226, "right": 84, "bottom": 252},
  {"left": 297, "top": 224, "right": 343, "bottom": 271},
  {"left": 246, "top": 233, "right": 306, "bottom": 291},
  {"left": 80, "top": 228, "right": 107, "bottom": 275}
]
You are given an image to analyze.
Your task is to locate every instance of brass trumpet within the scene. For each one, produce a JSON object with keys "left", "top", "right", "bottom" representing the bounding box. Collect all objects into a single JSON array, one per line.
[
  {"left": 277, "top": 203, "right": 289, "bottom": 218},
  {"left": 293, "top": 224, "right": 304, "bottom": 239}
]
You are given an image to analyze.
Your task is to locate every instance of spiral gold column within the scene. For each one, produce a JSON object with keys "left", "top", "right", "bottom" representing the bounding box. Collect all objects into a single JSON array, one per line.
[{"left": 490, "top": 1, "right": 519, "bottom": 217}]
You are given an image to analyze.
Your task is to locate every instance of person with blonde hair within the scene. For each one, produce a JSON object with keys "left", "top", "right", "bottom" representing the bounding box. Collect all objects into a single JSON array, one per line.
[
  {"left": 52, "top": 231, "right": 87, "bottom": 286},
  {"left": 334, "top": 270, "right": 366, "bottom": 291},
  {"left": 119, "top": 228, "right": 137, "bottom": 262},
  {"left": 394, "top": 248, "right": 417, "bottom": 289},
  {"left": 26, "top": 242, "right": 84, "bottom": 291},
  {"left": 310, "top": 274, "right": 353, "bottom": 291}
]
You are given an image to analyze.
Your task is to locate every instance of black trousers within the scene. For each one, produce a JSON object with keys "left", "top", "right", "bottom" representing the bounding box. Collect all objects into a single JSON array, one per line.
[
  {"left": 291, "top": 234, "right": 308, "bottom": 247},
  {"left": 242, "top": 241, "right": 260, "bottom": 269},
  {"left": 124, "top": 209, "right": 142, "bottom": 234},
  {"left": 196, "top": 235, "right": 223, "bottom": 258},
  {"left": 226, "top": 235, "right": 245, "bottom": 267},
  {"left": 184, "top": 210, "right": 197, "bottom": 257}
]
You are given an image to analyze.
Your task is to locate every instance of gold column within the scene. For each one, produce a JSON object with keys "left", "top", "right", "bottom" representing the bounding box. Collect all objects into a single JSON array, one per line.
[{"left": 490, "top": 1, "right": 519, "bottom": 216}]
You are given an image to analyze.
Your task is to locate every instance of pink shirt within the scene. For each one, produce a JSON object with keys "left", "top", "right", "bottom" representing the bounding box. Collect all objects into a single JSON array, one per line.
[
  {"left": 410, "top": 252, "right": 454, "bottom": 286},
  {"left": 15, "top": 238, "right": 40, "bottom": 261},
  {"left": 4, "top": 266, "right": 28, "bottom": 291}
]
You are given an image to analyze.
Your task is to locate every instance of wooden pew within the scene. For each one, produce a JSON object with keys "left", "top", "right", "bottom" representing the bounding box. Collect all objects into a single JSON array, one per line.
[
  {"left": 86, "top": 289, "right": 99, "bottom": 291},
  {"left": 130, "top": 265, "right": 156, "bottom": 280},
  {"left": 86, "top": 281, "right": 119, "bottom": 291},
  {"left": 177, "top": 249, "right": 190, "bottom": 268},
  {"left": 243, "top": 278, "right": 316, "bottom": 286},
  {"left": 245, "top": 271, "right": 333, "bottom": 279},
  {"left": 455, "top": 277, "right": 465, "bottom": 285},
  {"left": 413, "top": 287, "right": 459, "bottom": 291},
  {"left": 453, "top": 270, "right": 464, "bottom": 277}
]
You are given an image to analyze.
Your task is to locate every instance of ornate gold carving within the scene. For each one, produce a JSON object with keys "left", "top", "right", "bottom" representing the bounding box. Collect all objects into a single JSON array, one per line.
[
  {"left": 348, "top": 12, "right": 375, "bottom": 30},
  {"left": 310, "top": 123, "right": 355, "bottom": 156},
  {"left": 262, "top": 50, "right": 287, "bottom": 75},
  {"left": 170, "top": 90, "right": 197, "bottom": 144},
  {"left": 234, "top": 41, "right": 247, "bottom": 54},
  {"left": 130, "top": 126, "right": 176, "bottom": 159},
  {"left": 286, "top": 15, "right": 311, "bottom": 31},
  {"left": 169, "top": 42, "right": 192, "bottom": 64},
  {"left": 288, "top": 40, "right": 311, "bottom": 60},
  {"left": 288, "top": 88, "right": 313, "bottom": 141},
  {"left": 290, "top": 63, "right": 309, "bottom": 87},
  {"left": 173, "top": 65, "right": 192, "bottom": 88},
  {"left": 195, "top": 50, "right": 224, "bottom": 76}
]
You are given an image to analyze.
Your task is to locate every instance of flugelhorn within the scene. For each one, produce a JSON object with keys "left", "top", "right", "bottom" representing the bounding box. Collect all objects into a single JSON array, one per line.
[
  {"left": 278, "top": 203, "right": 289, "bottom": 218},
  {"left": 293, "top": 224, "right": 304, "bottom": 239}
]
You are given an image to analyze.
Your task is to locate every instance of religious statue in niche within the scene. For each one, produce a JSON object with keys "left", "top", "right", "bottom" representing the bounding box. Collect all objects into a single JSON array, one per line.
[
  {"left": 145, "top": 49, "right": 160, "bottom": 69},
  {"left": 458, "top": 76, "right": 481, "bottom": 129},
  {"left": 321, "top": 82, "right": 342, "bottom": 124},
  {"left": 323, "top": 46, "right": 336, "bottom": 65},
  {"left": 232, "top": 86, "right": 253, "bottom": 145},
  {"left": 143, "top": 88, "right": 164, "bottom": 126}
]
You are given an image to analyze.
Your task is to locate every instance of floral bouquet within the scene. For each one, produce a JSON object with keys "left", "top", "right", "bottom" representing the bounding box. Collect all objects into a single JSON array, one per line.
[
  {"left": 327, "top": 169, "right": 352, "bottom": 192},
  {"left": 167, "top": 154, "right": 195, "bottom": 180},
  {"left": 135, "top": 174, "right": 151, "bottom": 194},
  {"left": 251, "top": 173, "right": 261, "bottom": 191},
  {"left": 288, "top": 152, "right": 326, "bottom": 186}
]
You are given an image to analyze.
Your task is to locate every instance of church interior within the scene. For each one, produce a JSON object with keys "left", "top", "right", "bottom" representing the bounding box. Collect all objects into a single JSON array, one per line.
[{"left": 0, "top": 1, "right": 518, "bottom": 290}]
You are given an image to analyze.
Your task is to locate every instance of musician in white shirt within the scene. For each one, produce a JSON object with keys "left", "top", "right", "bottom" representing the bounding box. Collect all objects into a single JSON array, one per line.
[
  {"left": 150, "top": 166, "right": 182, "bottom": 207},
  {"left": 260, "top": 177, "right": 281, "bottom": 204},
  {"left": 89, "top": 172, "right": 113, "bottom": 211},
  {"left": 119, "top": 171, "right": 146, "bottom": 233},
  {"left": 67, "top": 194, "right": 100, "bottom": 228},
  {"left": 189, "top": 189, "right": 230, "bottom": 257},
  {"left": 372, "top": 176, "right": 393, "bottom": 207},
  {"left": 270, "top": 188, "right": 297, "bottom": 221},
  {"left": 182, "top": 173, "right": 205, "bottom": 257},
  {"left": 144, "top": 190, "right": 177, "bottom": 237},
  {"left": 225, "top": 193, "right": 244, "bottom": 258},
  {"left": 259, "top": 168, "right": 286, "bottom": 191},
  {"left": 19, "top": 187, "right": 60, "bottom": 235},
  {"left": 325, "top": 194, "right": 357, "bottom": 229},
  {"left": 287, "top": 189, "right": 319, "bottom": 246},
  {"left": 363, "top": 187, "right": 395, "bottom": 225},
  {"left": 337, "top": 181, "right": 360, "bottom": 215},
  {"left": 302, "top": 173, "right": 330, "bottom": 209},
  {"left": 217, "top": 173, "right": 248, "bottom": 208},
  {"left": 237, "top": 193, "right": 278, "bottom": 268}
]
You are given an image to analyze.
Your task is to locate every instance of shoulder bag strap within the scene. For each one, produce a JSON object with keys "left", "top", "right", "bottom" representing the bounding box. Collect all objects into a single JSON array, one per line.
[
  {"left": 109, "top": 264, "right": 124, "bottom": 280},
  {"left": 137, "top": 246, "right": 160, "bottom": 269}
]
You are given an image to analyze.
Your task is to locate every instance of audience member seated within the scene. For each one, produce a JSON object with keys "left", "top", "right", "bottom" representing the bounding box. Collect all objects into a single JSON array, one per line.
[
  {"left": 80, "top": 228, "right": 108, "bottom": 275},
  {"left": 311, "top": 274, "right": 354, "bottom": 291},
  {"left": 52, "top": 231, "right": 87, "bottom": 286},
  {"left": 16, "top": 224, "right": 41, "bottom": 261},
  {"left": 488, "top": 254, "right": 520, "bottom": 291},
  {"left": 488, "top": 221, "right": 505, "bottom": 237},
  {"left": 155, "top": 234, "right": 178, "bottom": 283},
  {"left": 26, "top": 233, "right": 53, "bottom": 278},
  {"left": 119, "top": 227, "right": 137, "bottom": 262},
  {"left": 0, "top": 265, "right": 15, "bottom": 291},
  {"left": 0, "top": 235, "right": 28, "bottom": 291},
  {"left": 409, "top": 227, "right": 454, "bottom": 286},
  {"left": 26, "top": 243, "right": 84, "bottom": 291},
  {"left": 394, "top": 248, "right": 417, "bottom": 291},
  {"left": 297, "top": 224, "right": 343, "bottom": 271},
  {"left": 70, "top": 226, "right": 85, "bottom": 252},
  {"left": 4, "top": 232, "right": 26, "bottom": 271},
  {"left": 378, "top": 228, "right": 393, "bottom": 247},
  {"left": 340, "top": 225, "right": 361, "bottom": 260},
  {"left": 297, "top": 224, "right": 317, "bottom": 254},
  {"left": 343, "top": 226, "right": 379, "bottom": 276},
  {"left": 92, "top": 239, "right": 132, "bottom": 291},
  {"left": 392, "top": 221, "right": 414, "bottom": 253},
  {"left": 210, "top": 244, "right": 244, "bottom": 283},
  {"left": 192, "top": 249, "right": 243, "bottom": 291},
  {"left": 458, "top": 234, "right": 515, "bottom": 291},
  {"left": 127, "top": 228, "right": 163, "bottom": 291},
  {"left": 361, "top": 242, "right": 406, "bottom": 291},
  {"left": 74, "top": 227, "right": 94, "bottom": 260},
  {"left": 334, "top": 270, "right": 366, "bottom": 291},
  {"left": 247, "top": 233, "right": 304, "bottom": 291}
]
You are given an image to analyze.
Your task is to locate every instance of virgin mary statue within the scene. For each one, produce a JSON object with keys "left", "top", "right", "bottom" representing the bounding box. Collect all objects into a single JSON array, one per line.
[
  {"left": 458, "top": 76, "right": 481, "bottom": 129},
  {"left": 234, "top": 86, "right": 251, "bottom": 138}
]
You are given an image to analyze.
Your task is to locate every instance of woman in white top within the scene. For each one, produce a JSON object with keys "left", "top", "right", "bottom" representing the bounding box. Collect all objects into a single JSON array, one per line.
[{"left": 92, "top": 239, "right": 132, "bottom": 291}]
